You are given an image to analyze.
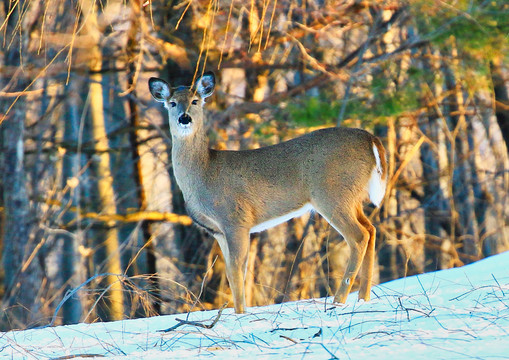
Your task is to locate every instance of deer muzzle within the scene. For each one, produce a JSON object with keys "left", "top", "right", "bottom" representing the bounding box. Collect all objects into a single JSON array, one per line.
[{"left": 178, "top": 113, "right": 192, "bottom": 126}]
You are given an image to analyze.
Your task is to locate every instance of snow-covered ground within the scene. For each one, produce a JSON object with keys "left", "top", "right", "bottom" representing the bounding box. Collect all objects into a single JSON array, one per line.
[{"left": 1, "top": 251, "right": 508, "bottom": 359}]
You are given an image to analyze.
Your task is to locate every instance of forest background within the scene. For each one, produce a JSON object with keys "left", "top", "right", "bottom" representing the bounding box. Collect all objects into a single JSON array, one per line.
[{"left": 0, "top": 0, "right": 507, "bottom": 330}]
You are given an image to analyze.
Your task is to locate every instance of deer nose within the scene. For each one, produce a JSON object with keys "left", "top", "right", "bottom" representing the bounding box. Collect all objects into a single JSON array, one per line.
[{"left": 178, "top": 113, "right": 192, "bottom": 125}]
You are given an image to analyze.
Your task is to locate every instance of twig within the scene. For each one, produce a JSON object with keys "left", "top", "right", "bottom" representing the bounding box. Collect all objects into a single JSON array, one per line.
[
  {"left": 398, "top": 297, "right": 410, "bottom": 321},
  {"left": 319, "top": 343, "right": 339, "bottom": 360},
  {"left": 416, "top": 275, "right": 435, "bottom": 312},
  {"left": 397, "top": 296, "right": 433, "bottom": 320},
  {"left": 186, "top": 255, "right": 218, "bottom": 320},
  {"left": 51, "top": 355, "right": 105, "bottom": 360},
  {"left": 491, "top": 274, "right": 505, "bottom": 296},
  {"left": 47, "top": 273, "right": 110, "bottom": 327},
  {"left": 279, "top": 335, "right": 298, "bottom": 344},
  {"left": 450, "top": 284, "right": 507, "bottom": 302},
  {"left": 159, "top": 302, "right": 228, "bottom": 332}
]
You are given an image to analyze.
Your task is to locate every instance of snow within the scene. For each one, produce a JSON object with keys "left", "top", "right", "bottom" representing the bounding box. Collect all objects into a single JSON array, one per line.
[{"left": 2, "top": 251, "right": 509, "bottom": 359}]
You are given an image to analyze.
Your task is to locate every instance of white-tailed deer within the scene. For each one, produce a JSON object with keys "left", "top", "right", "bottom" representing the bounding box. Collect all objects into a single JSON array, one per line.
[{"left": 149, "top": 72, "right": 387, "bottom": 314}]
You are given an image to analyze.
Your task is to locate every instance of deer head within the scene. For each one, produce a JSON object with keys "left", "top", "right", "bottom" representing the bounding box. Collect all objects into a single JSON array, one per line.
[{"left": 149, "top": 72, "right": 215, "bottom": 138}]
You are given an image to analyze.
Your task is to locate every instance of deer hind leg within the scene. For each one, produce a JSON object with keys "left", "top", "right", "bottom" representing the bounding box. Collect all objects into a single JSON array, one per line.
[
  {"left": 356, "top": 205, "right": 376, "bottom": 301},
  {"left": 214, "top": 228, "right": 250, "bottom": 314},
  {"left": 315, "top": 202, "right": 370, "bottom": 304}
]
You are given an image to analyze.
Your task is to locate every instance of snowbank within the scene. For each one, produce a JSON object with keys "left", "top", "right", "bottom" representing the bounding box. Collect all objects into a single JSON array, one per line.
[{"left": 1, "top": 251, "right": 508, "bottom": 359}]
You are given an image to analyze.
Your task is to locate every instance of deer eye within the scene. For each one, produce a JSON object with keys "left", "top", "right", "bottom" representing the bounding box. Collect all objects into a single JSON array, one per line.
[
  {"left": 170, "top": 101, "right": 176, "bottom": 108},
  {"left": 191, "top": 99, "right": 199, "bottom": 105}
]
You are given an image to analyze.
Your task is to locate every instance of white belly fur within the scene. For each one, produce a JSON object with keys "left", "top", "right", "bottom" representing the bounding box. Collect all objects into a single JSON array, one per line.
[{"left": 250, "top": 203, "right": 314, "bottom": 234}]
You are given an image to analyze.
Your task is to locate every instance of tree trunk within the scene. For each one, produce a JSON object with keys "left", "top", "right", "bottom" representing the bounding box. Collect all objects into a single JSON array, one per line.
[
  {"left": 1, "top": 111, "right": 45, "bottom": 329},
  {"left": 125, "top": 0, "right": 159, "bottom": 315},
  {"left": 420, "top": 113, "right": 445, "bottom": 271},
  {"left": 420, "top": 48, "right": 451, "bottom": 271},
  {"left": 378, "top": 117, "right": 401, "bottom": 281},
  {"left": 0, "top": 0, "right": 45, "bottom": 329},
  {"left": 60, "top": 84, "right": 88, "bottom": 325},
  {"left": 80, "top": 0, "right": 124, "bottom": 321},
  {"left": 442, "top": 51, "right": 480, "bottom": 262},
  {"left": 490, "top": 58, "right": 509, "bottom": 152}
]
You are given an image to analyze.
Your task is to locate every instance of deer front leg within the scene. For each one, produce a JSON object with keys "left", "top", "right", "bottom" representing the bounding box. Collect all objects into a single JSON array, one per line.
[{"left": 215, "top": 228, "right": 250, "bottom": 314}]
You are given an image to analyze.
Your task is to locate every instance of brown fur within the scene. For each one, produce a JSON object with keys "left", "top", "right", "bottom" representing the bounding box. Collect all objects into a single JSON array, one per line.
[{"left": 149, "top": 73, "right": 387, "bottom": 313}]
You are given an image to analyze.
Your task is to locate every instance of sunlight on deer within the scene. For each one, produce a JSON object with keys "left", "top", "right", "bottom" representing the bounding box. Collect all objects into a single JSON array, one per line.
[{"left": 149, "top": 72, "right": 387, "bottom": 314}]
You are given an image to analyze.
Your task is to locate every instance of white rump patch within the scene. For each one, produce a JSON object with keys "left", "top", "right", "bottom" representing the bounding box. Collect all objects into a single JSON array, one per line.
[
  {"left": 368, "top": 144, "right": 386, "bottom": 207},
  {"left": 250, "top": 203, "right": 314, "bottom": 234}
]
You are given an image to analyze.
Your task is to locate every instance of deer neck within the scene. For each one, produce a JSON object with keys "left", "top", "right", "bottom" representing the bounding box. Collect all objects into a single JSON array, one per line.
[{"left": 171, "top": 128, "right": 211, "bottom": 193}]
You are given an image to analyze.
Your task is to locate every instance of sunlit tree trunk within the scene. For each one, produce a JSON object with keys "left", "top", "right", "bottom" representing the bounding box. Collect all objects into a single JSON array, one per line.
[
  {"left": 470, "top": 113, "right": 509, "bottom": 256},
  {"left": 80, "top": 0, "right": 124, "bottom": 321}
]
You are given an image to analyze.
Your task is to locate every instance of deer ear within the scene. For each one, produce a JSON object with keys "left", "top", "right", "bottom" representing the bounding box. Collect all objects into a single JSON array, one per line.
[
  {"left": 149, "top": 78, "right": 171, "bottom": 102},
  {"left": 195, "top": 72, "right": 215, "bottom": 98}
]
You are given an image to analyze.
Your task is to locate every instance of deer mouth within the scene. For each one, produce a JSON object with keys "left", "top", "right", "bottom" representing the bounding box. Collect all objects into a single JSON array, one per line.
[{"left": 178, "top": 114, "right": 192, "bottom": 127}]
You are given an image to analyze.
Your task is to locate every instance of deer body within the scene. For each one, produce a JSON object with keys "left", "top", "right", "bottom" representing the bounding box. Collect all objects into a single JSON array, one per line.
[{"left": 149, "top": 72, "right": 387, "bottom": 314}]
